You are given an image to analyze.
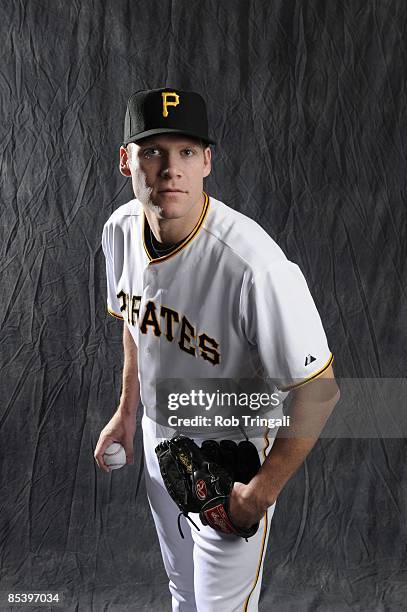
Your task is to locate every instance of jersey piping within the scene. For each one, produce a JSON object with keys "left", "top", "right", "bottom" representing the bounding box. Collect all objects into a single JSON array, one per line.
[
  {"left": 141, "top": 191, "right": 210, "bottom": 264},
  {"left": 280, "top": 353, "right": 334, "bottom": 391},
  {"left": 243, "top": 429, "right": 271, "bottom": 611},
  {"left": 107, "top": 306, "right": 124, "bottom": 320}
]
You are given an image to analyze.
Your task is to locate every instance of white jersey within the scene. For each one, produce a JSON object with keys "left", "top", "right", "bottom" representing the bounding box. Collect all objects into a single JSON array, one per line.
[{"left": 102, "top": 193, "right": 333, "bottom": 420}]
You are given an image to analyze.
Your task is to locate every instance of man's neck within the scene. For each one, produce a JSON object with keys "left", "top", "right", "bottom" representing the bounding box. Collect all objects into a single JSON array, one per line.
[{"left": 144, "top": 192, "right": 205, "bottom": 245}]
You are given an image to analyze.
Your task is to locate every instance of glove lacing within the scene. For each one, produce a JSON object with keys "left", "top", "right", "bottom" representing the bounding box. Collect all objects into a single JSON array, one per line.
[{"left": 177, "top": 512, "right": 200, "bottom": 539}]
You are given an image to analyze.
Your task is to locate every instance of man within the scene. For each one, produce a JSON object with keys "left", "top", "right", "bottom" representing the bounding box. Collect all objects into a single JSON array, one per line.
[{"left": 94, "top": 88, "right": 340, "bottom": 611}]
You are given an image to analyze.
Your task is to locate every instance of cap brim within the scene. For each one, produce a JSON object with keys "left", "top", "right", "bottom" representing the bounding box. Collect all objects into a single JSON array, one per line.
[{"left": 123, "top": 127, "right": 216, "bottom": 146}]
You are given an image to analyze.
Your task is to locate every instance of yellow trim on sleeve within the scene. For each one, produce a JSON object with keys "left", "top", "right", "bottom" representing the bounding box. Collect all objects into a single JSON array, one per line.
[
  {"left": 107, "top": 306, "right": 124, "bottom": 320},
  {"left": 280, "top": 353, "right": 334, "bottom": 392},
  {"left": 243, "top": 429, "right": 270, "bottom": 612}
]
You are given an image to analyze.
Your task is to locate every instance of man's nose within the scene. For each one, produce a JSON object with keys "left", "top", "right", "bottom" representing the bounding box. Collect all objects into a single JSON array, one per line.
[{"left": 159, "top": 153, "right": 182, "bottom": 178}]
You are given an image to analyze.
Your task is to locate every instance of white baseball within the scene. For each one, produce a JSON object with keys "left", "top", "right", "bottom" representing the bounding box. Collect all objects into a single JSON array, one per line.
[{"left": 103, "top": 442, "right": 127, "bottom": 470}]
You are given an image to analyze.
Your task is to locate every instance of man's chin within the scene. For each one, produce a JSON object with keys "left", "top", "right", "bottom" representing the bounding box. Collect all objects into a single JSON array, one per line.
[
  {"left": 148, "top": 195, "right": 190, "bottom": 219},
  {"left": 156, "top": 207, "right": 185, "bottom": 220}
]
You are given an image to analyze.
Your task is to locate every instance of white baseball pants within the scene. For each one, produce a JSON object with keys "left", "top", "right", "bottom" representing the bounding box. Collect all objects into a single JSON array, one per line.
[{"left": 142, "top": 414, "right": 276, "bottom": 612}]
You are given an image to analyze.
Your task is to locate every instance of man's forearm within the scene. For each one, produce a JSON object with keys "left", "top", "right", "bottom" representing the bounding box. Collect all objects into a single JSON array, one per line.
[
  {"left": 247, "top": 434, "right": 326, "bottom": 510},
  {"left": 118, "top": 324, "right": 140, "bottom": 415},
  {"left": 247, "top": 379, "right": 340, "bottom": 511}
]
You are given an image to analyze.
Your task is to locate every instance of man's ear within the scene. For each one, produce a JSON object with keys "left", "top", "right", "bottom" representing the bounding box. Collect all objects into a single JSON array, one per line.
[
  {"left": 119, "top": 146, "right": 132, "bottom": 177},
  {"left": 203, "top": 146, "right": 212, "bottom": 178}
]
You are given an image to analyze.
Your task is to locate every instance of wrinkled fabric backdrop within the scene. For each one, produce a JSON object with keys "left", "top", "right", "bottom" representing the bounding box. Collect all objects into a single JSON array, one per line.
[{"left": 1, "top": 0, "right": 407, "bottom": 610}]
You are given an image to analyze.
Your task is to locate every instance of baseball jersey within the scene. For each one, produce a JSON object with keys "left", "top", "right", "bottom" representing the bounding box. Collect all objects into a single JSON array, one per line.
[{"left": 101, "top": 193, "right": 333, "bottom": 421}]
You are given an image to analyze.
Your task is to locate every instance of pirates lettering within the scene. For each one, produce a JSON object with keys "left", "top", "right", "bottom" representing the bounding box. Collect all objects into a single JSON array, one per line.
[{"left": 117, "top": 292, "right": 220, "bottom": 365}]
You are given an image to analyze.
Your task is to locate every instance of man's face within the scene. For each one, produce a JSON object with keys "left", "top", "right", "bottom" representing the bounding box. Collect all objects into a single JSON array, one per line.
[{"left": 119, "top": 133, "right": 211, "bottom": 219}]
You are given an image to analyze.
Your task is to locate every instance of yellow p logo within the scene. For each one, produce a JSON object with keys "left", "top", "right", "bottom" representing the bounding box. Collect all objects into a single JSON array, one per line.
[{"left": 162, "top": 92, "right": 180, "bottom": 118}]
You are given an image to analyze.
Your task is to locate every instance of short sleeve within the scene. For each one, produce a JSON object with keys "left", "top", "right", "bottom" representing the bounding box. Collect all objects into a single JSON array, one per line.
[
  {"left": 101, "top": 223, "right": 124, "bottom": 320},
  {"left": 242, "top": 260, "right": 333, "bottom": 390}
]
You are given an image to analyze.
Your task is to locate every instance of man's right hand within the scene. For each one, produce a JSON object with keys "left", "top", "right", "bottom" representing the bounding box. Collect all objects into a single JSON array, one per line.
[{"left": 94, "top": 409, "right": 137, "bottom": 473}]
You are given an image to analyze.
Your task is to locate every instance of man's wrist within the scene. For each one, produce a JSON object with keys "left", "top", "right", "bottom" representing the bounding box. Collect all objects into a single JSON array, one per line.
[
  {"left": 117, "top": 400, "right": 138, "bottom": 417},
  {"left": 245, "top": 473, "right": 279, "bottom": 511}
]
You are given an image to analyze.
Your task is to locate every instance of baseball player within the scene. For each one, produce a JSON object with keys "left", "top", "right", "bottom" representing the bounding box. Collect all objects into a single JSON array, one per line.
[{"left": 94, "top": 88, "right": 340, "bottom": 611}]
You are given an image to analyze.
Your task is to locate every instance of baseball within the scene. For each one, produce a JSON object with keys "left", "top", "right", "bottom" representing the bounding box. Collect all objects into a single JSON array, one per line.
[{"left": 103, "top": 442, "right": 127, "bottom": 470}]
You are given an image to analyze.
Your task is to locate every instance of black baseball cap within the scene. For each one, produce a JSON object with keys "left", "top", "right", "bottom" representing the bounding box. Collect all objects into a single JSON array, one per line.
[{"left": 123, "top": 88, "right": 216, "bottom": 146}]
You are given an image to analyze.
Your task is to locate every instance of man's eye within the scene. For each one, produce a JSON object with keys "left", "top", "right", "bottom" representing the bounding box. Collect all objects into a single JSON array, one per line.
[
  {"left": 143, "top": 148, "right": 160, "bottom": 158},
  {"left": 182, "top": 148, "right": 194, "bottom": 157}
]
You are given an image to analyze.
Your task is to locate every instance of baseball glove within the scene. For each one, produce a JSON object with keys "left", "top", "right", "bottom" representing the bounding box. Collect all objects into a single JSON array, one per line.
[{"left": 155, "top": 434, "right": 261, "bottom": 540}]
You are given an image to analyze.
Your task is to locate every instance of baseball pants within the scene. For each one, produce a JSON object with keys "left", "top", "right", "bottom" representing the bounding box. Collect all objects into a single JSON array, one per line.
[{"left": 142, "top": 413, "right": 276, "bottom": 612}]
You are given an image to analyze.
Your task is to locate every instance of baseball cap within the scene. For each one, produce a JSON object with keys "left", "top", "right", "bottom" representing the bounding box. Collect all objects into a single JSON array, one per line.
[{"left": 123, "top": 88, "right": 216, "bottom": 146}]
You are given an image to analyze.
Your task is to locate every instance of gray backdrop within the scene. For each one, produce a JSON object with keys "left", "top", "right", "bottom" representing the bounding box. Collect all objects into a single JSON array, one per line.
[{"left": 1, "top": 0, "right": 407, "bottom": 610}]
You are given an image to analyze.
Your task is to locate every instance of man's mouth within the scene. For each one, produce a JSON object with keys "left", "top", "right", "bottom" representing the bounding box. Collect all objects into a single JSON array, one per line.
[{"left": 158, "top": 189, "right": 186, "bottom": 193}]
